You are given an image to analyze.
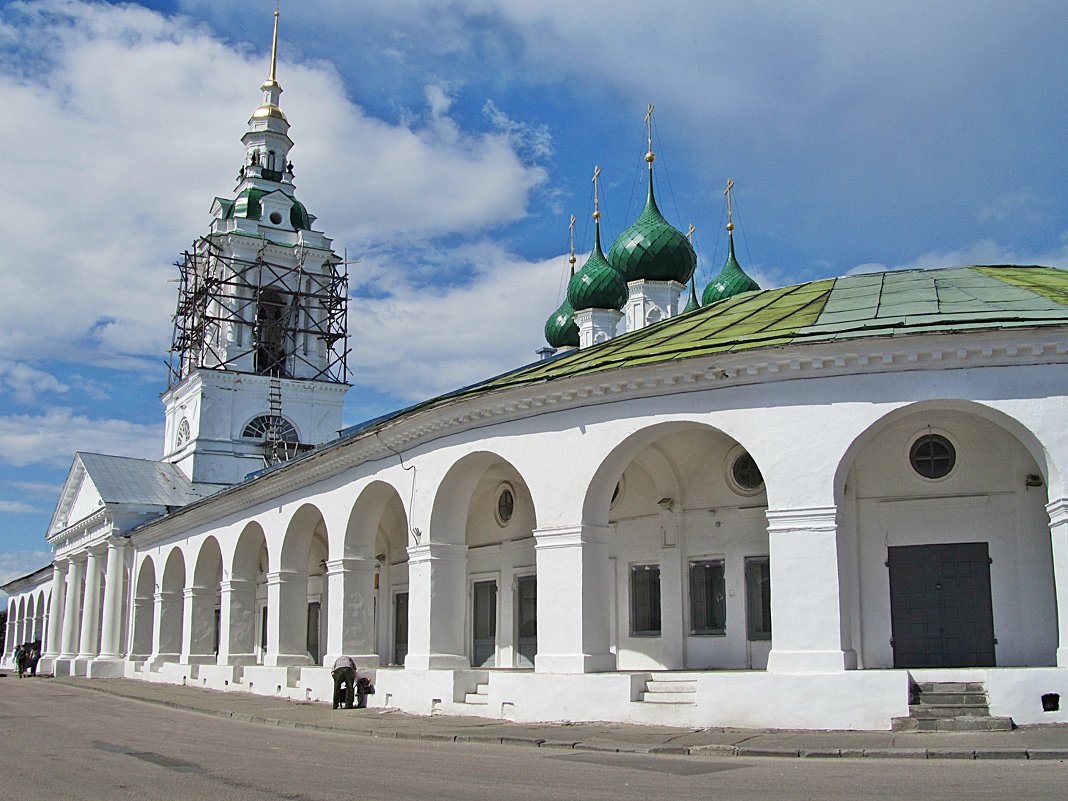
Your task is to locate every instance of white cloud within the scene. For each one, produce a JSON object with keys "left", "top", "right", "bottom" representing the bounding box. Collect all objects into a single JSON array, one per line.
[
  {"left": 0, "top": 550, "right": 52, "bottom": 592},
  {"left": 848, "top": 238, "right": 1068, "bottom": 275},
  {"left": 349, "top": 241, "right": 568, "bottom": 402},
  {"left": 0, "top": 409, "right": 159, "bottom": 468},
  {"left": 0, "top": 0, "right": 546, "bottom": 369},
  {"left": 0, "top": 501, "right": 43, "bottom": 515},
  {"left": 0, "top": 363, "right": 68, "bottom": 405}
]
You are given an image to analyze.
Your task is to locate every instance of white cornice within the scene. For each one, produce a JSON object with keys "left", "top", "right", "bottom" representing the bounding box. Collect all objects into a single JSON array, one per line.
[{"left": 130, "top": 327, "right": 1067, "bottom": 544}]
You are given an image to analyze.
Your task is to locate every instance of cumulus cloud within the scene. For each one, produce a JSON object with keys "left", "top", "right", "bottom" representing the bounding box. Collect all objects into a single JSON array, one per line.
[
  {"left": 0, "top": 363, "right": 69, "bottom": 405},
  {"left": 0, "top": 0, "right": 547, "bottom": 369},
  {"left": 0, "top": 410, "right": 159, "bottom": 468}
]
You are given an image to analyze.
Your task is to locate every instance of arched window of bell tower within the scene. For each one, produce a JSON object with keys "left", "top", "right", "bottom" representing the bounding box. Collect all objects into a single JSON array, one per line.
[
  {"left": 254, "top": 288, "right": 289, "bottom": 377},
  {"left": 267, "top": 150, "right": 277, "bottom": 171}
]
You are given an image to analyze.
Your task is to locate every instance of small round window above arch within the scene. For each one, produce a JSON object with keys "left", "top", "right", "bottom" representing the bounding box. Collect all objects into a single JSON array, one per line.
[
  {"left": 242, "top": 415, "right": 299, "bottom": 442},
  {"left": 727, "top": 447, "right": 765, "bottom": 496},
  {"left": 909, "top": 432, "right": 956, "bottom": 480},
  {"left": 495, "top": 483, "right": 515, "bottom": 527}
]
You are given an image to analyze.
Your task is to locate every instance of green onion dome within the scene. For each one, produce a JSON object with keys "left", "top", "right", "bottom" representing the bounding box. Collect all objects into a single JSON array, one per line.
[
  {"left": 607, "top": 167, "right": 696, "bottom": 285},
  {"left": 544, "top": 297, "right": 579, "bottom": 348},
  {"left": 567, "top": 221, "right": 628, "bottom": 312},
  {"left": 290, "top": 199, "right": 312, "bottom": 230},
  {"left": 682, "top": 277, "right": 701, "bottom": 313},
  {"left": 701, "top": 232, "right": 760, "bottom": 305}
]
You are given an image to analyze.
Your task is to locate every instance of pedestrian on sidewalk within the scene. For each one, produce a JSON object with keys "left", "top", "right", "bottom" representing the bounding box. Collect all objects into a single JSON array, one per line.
[
  {"left": 331, "top": 655, "right": 357, "bottom": 709},
  {"left": 14, "top": 643, "right": 26, "bottom": 678}
]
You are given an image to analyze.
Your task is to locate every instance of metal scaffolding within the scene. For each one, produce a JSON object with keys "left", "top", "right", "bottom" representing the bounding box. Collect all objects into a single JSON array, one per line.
[{"left": 168, "top": 235, "right": 349, "bottom": 465}]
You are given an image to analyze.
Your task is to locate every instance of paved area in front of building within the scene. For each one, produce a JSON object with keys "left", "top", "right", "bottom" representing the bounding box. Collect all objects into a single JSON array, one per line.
[{"left": 15, "top": 673, "right": 1068, "bottom": 761}]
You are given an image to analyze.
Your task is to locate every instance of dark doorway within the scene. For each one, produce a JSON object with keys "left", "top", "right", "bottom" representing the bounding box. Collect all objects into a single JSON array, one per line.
[
  {"left": 472, "top": 580, "right": 497, "bottom": 667},
  {"left": 516, "top": 575, "right": 537, "bottom": 668},
  {"left": 393, "top": 592, "right": 408, "bottom": 666},
  {"left": 888, "top": 542, "right": 995, "bottom": 668}
]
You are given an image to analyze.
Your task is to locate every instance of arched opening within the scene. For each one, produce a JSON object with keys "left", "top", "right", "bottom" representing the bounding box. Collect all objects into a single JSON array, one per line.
[
  {"left": 586, "top": 422, "right": 770, "bottom": 671},
  {"left": 343, "top": 481, "right": 410, "bottom": 666},
  {"left": 156, "top": 549, "right": 186, "bottom": 663},
  {"left": 187, "top": 537, "right": 223, "bottom": 663},
  {"left": 254, "top": 287, "right": 290, "bottom": 376},
  {"left": 273, "top": 505, "right": 328, "bottom": 665},
  {"left": 425, "top": 453, "right": 537, "bottom": 669},
  {"left": 227, "top": 522, "right": 268, "bottom": 665},
  {"left": 130, "top": 558, "right": 156, "bottom": 660},
  {"left": 838, "top": 403, "right": 1055, "bottom": 669}
]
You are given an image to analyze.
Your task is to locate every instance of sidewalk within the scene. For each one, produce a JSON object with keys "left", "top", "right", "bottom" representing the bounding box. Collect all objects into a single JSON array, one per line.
[{"left": 40, "top": 675, "right": 1068, "bottom": 761}]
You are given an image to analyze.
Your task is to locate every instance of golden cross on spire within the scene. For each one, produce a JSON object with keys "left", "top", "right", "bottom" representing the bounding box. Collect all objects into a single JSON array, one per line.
[
  {"left": 592, "top": 165, "right": 602, "bottom": 220},
  {"left": 268, "top": 4, "right": 281, "bottom": 84},
  {"left": 687, "top": 223, "right": 696, "bottom": 244},
  {"left": 568, "top": 214, "right": 577, "bottom": 272},
  {"left": 645, "top": 103, "right": 655, "bottom": 163},
  {"left": 724, "top": 177, "right": 735, "bottom": 232}
]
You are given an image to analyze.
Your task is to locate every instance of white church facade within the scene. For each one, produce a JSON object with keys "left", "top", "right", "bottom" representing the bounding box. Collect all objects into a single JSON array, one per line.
[{"left": 5, "top": 15, "right": 1068, "bottom": 732}]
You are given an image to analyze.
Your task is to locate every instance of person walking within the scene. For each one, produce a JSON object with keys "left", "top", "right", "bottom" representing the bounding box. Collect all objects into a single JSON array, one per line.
[{"left": 13, "top": 643, "right": 26, "bottom": 678}]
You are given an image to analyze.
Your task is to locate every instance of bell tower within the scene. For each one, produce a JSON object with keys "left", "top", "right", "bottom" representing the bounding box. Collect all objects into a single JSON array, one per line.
[{"left": 162, "top": 9, "right": 350, "bottom": 489}]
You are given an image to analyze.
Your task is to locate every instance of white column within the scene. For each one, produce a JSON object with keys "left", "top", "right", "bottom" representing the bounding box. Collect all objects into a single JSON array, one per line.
[
  {"left": 4, "top": 611, "right": 14, "bottom": 661},
  {"left": 323, "top": 557, "right": 378, "bottom": 667},
  {"left": 181, "top": 586, "right": 217, "bottom": 664},
  {"left": 218, "top": 578, "right": 256, "bottom": 665},
  {"left": 764, "top": 507, "right": 857, "bottom": 673},
  {"left": 98, "top": 540, "right": 127, "bottom": 660},
  {"left": 533, "top": 525, "right": 616, "bottom": 673},
  {"left": 44, "top": 562, "right": 67, "bottom": 658},
  {"left": 264, "top": 570, "right": 312, "bottom": 666},
  {"left": 59, "top": 556, "right": 85, "bottom": 659},
  {"left": 77, "top": 549, "right": 104, "bottom": 658},
  {"left": 1049, "top": 499, "right": 1068, "bottom": 667},
  {"left": 404, "top": 542, "right": 469, "bottom": 670}
]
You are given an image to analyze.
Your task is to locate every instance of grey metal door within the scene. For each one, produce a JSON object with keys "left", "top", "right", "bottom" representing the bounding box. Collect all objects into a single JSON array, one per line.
[
  {"left": 888, "top": 542, "right": 995, "bottom": 668},
  {"left": 473, "top": 580, "right": 497, "bottom": 668}
]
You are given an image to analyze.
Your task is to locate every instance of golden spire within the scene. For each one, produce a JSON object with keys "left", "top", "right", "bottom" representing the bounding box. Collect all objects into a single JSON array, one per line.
[
  {"left": 268, "top": 4, "right": 280, "bottom": 86},
  {"left": 644, "top": 103, "right": 655, "bottom": 164},
  {"left": 724, "top": 177, "right": 735, "bottom": 232},
  {"left": 568, "top": 214, "right": 577, "bottom": 275},
  {"left": 592, "top": 165, "right": 602, "bottom": 221}
]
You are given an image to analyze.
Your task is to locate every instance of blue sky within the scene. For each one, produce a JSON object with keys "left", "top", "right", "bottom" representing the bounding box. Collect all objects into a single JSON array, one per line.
[{"left": 1, "top": 0, "right": 1066, "bottom": 587}]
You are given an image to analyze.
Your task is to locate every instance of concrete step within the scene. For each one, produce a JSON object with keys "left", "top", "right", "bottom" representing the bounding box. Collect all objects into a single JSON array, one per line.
[
  {"left": 639, "top": 691, "right": 697, "bottom": 705},
  {"left": 912, "top": 691, "right": 988, "bottom": 706},
  {"left": 915, "top": 681, "right": 985, "bottom": 694},
  {"left": 893, "top": 715, "right": 1014, "bottom": 732},
  {"left": 908, "top": 703, "right": 991, "bottom": 718},
  {"left": 644, "top": 681, "right": 697, "bottom": 694},
  {"left": 463, "top": 693, "right": 489, "bottom": 705}
]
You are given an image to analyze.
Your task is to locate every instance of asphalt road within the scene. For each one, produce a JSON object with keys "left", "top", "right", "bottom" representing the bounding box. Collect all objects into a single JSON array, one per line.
[{"left": 2, "top": 678, "right": 1065, "bottom": 801}]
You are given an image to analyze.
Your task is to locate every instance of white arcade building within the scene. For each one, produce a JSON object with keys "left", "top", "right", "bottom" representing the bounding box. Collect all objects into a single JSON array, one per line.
[{"left": 5, "top": 15, "right": 1068, "bottom": 731}]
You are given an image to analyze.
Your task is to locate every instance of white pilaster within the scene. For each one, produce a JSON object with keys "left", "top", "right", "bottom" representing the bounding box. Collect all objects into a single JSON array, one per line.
[
  {"left": 1048, "top": 499, "right": 1068, "bottom": 667},
  {"left": 532, "top": 525, "right": 616, "bottom": 673},
  {"left": 97, "top": 540, "right": 127, "bottom": 660},
  {"left": 764, "top": 507, "right": 857, "bottom": 673},
  {"left": 44, "top": 562, "right": 66, "bottom": 658},
  {"left": 59, "top": 556, "right": 84, "bottom": 659},
  {"left": 218, "top": 578, "right": 257, "bottom": 665},
  {"left": 77, "top": 549, "right": 103, "bottom": 658},
  {"left": 404, "top": 542, "right": 469, "bottom": 670},
  {"left": 323, "top": 557, "right": 379, "bottom": 667},
  {"left": 264, "top": 569, "right": 312, "bottom": 666}
]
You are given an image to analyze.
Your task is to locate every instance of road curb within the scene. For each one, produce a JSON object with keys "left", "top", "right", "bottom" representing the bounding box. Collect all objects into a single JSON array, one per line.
[{"left": 51, "top": 679, "right": 1062, "bottom": 762}]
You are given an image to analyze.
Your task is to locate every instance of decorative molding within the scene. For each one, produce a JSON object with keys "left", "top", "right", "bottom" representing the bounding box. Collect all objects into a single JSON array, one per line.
[{"left": 765, "top": 507, "right": 838, "bottom": 534}]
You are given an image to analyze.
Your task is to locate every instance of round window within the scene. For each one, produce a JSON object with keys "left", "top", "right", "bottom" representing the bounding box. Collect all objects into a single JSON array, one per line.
[
  {"left": 495, "top": 484, "right": 515, "bottom": 526},
  {"left": 909, "top": 433, "right": 955, "bottom": 479},
  {"left": 730, "top": 451, "right": 764, "bottom": 495},
  {"left": 269, "top": 211, "right": 283, "bottom": 225}
]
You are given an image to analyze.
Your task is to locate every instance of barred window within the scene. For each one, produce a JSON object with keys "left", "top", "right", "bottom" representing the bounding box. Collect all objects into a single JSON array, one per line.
[{"left": 242, "top": 415, "right": 298, "bottom": 442}]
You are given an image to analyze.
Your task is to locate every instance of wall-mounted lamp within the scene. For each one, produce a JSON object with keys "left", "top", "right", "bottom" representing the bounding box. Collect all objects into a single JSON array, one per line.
[
  {"left": 657, "top": 497, "right": 675, "bottom": 512},
  {"left": 1025, "top": 474, "right": 1044, "bottom": 488},
  {"left": 374, "top": 553, "right": 386, "bottom": 563},
  {"left": 411, "top": 526, "right": 422, "bottom": 542}
]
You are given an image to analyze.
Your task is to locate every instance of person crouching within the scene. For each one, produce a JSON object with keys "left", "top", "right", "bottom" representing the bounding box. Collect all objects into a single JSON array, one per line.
[{"left": 331, "top": 655, "right": 357, "bottom": 709}]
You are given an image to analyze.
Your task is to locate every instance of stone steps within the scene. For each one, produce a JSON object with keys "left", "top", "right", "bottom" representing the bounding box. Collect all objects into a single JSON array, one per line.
[
  {"left": 892, "top": 680, "right": 1013, "bottom": 732},
  {"left": 464, "top": 682, "right": 490, "bottom": 705},
  {"left": 638, "top": 675, "right": 697, "bottom": 705}
]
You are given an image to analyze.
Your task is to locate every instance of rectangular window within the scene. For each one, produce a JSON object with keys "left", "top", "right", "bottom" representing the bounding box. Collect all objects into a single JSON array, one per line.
[
  {"left": 745, "top": 557, "right": 772, "bottom": 641},
  {"left": 630, "top": 564, "right": 661, "bottom": 636},
  {"left": 689, "top": 560, "right": 726, "bottom": 635}
]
